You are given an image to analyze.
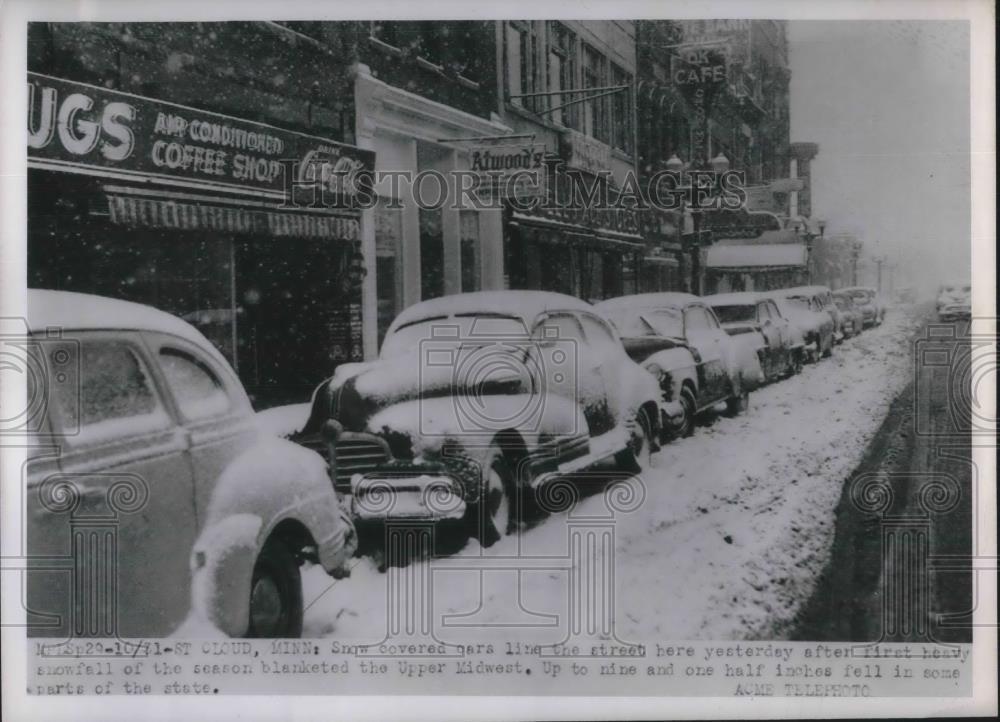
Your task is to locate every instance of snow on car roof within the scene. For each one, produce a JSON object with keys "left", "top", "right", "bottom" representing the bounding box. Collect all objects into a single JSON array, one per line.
[
  {"left": 838, "top": 286, "right": 876, "bottom": 293},
  {"left": 388, "top": 291, "right": 592, "bottom": 331},
  {"left": 704, "top": 292, "right": 767, "bottom": 306},
  {"left": 28, "top": 289, "right": 222, "bottom": 354},
  {"left": 595, "top": 292, "right": 700, "bottom": 313},
  {"left": 785, "top": 285, "right": 832, "bottom": 295}
]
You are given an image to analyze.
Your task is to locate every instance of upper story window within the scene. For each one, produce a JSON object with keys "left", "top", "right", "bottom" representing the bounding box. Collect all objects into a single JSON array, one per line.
[
  {"left": 506, "top": 21, "right": 541, "bottom": 112},
  {"left": 582, "top": 44, "right": 609, "bottom": 144},
  {"left": 610, "top": 62, "right": 633, "bottom": 154},
  {"left": 547, "top": 22, "right": 578, "bottom": 129}
]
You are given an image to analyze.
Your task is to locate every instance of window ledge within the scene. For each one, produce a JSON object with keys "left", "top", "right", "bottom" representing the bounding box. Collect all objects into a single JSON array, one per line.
[{"left": 611, "top": 147, "right": 635, "bottom": 164}]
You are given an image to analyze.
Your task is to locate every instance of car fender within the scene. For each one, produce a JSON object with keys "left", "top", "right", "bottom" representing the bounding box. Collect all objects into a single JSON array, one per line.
[
  {"left": 641, "top": 347, "right": 698, "bottom": 401},
  {"left": 615, "top": 360, "right": 663, "bottom": 437},
  {"left": 188, "top": 435, "right": 355, "bottom": 636}
]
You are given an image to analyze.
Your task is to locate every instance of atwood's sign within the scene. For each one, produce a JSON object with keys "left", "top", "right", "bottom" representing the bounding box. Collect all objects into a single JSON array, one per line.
[
  {"left": 467, "top": 141, "right": 547, "bottom": 200},
  {"left": 26, "top": 72, "right": 374, "bottom": 203}
]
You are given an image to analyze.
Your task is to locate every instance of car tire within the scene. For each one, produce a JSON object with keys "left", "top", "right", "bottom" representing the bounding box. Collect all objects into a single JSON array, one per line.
[
  {"left": 246, "top": 537, "right": 303, "bottom": 638},
  {"left": 470, "top": 444, "right": 514, "bottom": 549},
  {"left": 724, "top": 377, "right": 750, "bottom": 417},
  {"left": 617, "top": 407, "right": 654, "bottom": 473},
  {"left": 666, "top": 384, "right": 697, "bottom": 441},
  {"left": 787, "top": 350, "right": 803, "bottom": 377}
]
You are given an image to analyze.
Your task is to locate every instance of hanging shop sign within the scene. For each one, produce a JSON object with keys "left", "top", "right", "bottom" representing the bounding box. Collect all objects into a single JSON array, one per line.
[
  {"left": 560, "top": 129, "right": 612, "bottom": 176},
  {"left": 26, "top": 72, "right": 375, "bottom": 205},
  {"left": 467, "top": 141, "right": 547, "bottom": 201}
]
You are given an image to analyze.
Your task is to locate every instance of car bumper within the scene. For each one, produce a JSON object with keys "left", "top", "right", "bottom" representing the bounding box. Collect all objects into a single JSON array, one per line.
[{"left": 350, "top": 472, "right": 467, "bottom": 521}]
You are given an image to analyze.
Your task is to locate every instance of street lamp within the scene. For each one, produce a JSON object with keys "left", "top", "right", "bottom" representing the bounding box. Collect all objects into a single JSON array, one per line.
[
  {"left": 850, "top": 239, "right": 863, "bottom": 286},
  {"left": 667, "top": 153, "right": 728, "bottom": 295}
]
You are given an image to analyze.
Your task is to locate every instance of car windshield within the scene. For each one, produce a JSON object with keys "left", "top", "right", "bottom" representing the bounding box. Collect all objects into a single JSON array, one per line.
[
  {"left": 785, "top": 296, "right": 811, "bottom": 310},
  {"left": 847, "top": 290, "right": 870, "bottom": 303},
  {"left": 712, "top": 304, "right": 756, "bottom": 323},
  {"left": 381, "top": 313, "right": 530, "bottom": 358},
  {"left": 608, "top": 307, "right": 684, "bottom": 338}
]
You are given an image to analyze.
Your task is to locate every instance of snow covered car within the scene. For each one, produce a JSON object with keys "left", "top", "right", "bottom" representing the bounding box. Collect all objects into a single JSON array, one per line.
[
  {"left": 832, "top": 291, "right": 864, "bottom": 338},
  {"left": 297, "top": 291, "right": 662, "bottom": 547},
  {"left": 786, "top": 285, "right": 845, "bottom": 342},
  {"left": 935, "top": 281, "right": 971, "bottom": 321},
  {"left": 595, "top": 293, "right": 761, "bottom": 440},
  {"left": 840, "top": 286, "right": 885, "bottom": 327},
  {"left": 766, "top": 290, "right": 835, "bottom": 362},
  {"left": 23, "top": 290, "right": 356, "bottom": 639},
  {"left": 705, "top": 291, "right": 805, "bottom": 383}
]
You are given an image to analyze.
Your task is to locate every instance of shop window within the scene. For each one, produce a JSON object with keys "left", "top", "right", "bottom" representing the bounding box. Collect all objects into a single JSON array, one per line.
[
  {"left": 419, "top": 207, "right": 444, "bottom": 300},
  {"left": 375, "top": 200, "right": 404, "bottom": 346},
  {"left": 459, "top": 211, "right": 481, "bottom": 293},
  {"left": 610, "top": 63, "right": 633, "bottom": 154},
  {"left": 539, "top": 241, "right": 575, "bottom": 296},
  {"left": 602, "top": 251, "right": 623, "bottom": 299},
  {"left": 548, "top": 22, "right": 578, "bottom": 128},
  {"left": 158, "top": 348, "right": 231, "bottom": 421},
  {"left": 582, "top": 45, "right": 609, "bottom": 144},
  {"left": 579, "top": 249, "right": 604, "bottom": 302}
]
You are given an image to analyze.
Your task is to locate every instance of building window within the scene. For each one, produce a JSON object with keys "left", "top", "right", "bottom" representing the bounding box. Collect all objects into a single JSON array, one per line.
[
  {"left": 459, "top": 211, "right": 480, "bottom": 292},
  {"left": 582, "top": 45, "right": 609, "bottom": 144},
  {"left": 610, "top": 63, "right": 633, "bottom": 154},
  {"left": 548, "top": 22, "right": 578, "bottom": 128},
  {"left": 506, "top": 21, "right": 540, "bottom": 112},
  {"left": 375, "top": 199, "right": 403, "bottom": 347}
]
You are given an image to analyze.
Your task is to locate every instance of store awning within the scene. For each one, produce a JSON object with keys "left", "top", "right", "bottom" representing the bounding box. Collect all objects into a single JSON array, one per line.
[
  {"left": 705, "top": 243, "right": 807, "bottom": 270},
  {"left": 510, "top": 210, "right": 644, "bottom": 252}
]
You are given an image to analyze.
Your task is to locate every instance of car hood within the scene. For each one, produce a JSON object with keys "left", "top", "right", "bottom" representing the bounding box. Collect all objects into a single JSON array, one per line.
[{"left": 309, "top": 346, "right": 531, "bottom": 433}]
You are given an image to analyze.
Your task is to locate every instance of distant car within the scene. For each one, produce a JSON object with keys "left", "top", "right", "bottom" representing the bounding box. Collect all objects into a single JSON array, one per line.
[
  {"left": 705, "top": 291, "right": 805, "bottom": 383},
  {"left": 766, "top": 290, "right": 835, "bottom": 362},
  {"left": 25, "top": 290, "right": 357, "bottom": 639},
  {"left": 936, "top": 281, "right": 971, "bottom": 321},
  {"left": 832, "top": 292, "right": 864, "bottom": 338},
  {"left": 297, "top": 291, "right": 662, "bottom": 548},
  {"left": 596, "top": 293, "right": 762, "bottom": 440},
  {"left": 840, "top": 286, "right": 885, "bottom": 327},
  {"left": 785, "top": 285, "right": 845, "bottom": 343}
]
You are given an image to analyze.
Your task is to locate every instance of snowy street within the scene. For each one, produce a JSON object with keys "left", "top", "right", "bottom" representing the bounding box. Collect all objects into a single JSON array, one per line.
[{"left": 301, "top": 307, "right": 928, "bottom": 643}]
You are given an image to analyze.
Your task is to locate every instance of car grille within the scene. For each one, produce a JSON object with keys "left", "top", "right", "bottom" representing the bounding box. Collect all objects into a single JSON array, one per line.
[{"left": 333, "top": 433, "right": 392, "bottom": 493}]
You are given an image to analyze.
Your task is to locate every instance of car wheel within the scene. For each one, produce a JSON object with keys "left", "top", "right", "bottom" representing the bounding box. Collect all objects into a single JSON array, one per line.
[
  {"left": 246, "top": 537, "right": 303, "bottom": 638},
  {"left": 471, "top": 444, "right": 513, "bottom": 548},
  {"left": 724, "top": 377, "right": 750, "bottom": 417},
  {"left": 787, "top": 350, "right": 803, "bottom": 377},
  {"left": 617, "top": 408, "right": 654, "bottom": 473},
  {"left": 666, "top": 384, "right": 697, "bottom": 440}
]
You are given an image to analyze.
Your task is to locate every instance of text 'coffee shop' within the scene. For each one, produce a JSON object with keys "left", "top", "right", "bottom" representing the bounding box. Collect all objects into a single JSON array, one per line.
[{"left": 27, "top": 72, "right": 375, "bottom": 407}]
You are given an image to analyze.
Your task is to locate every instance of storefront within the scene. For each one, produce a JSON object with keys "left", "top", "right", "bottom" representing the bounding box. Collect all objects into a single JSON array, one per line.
[
  {"left": 27, "top": 73, "right": 374, "bottom": 408},
  {"left": 503, "top": 167, "right": 643, "bottom": 302}
]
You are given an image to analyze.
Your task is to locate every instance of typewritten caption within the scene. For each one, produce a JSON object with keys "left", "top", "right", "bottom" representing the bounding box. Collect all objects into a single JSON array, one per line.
[{"left": 27, "top": 640, "right": 971, "bottom": 696}]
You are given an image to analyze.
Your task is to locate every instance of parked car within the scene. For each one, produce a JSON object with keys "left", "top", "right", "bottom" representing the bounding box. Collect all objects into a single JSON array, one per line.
[
  {"left": 936, "top": 281, "right": 971, "bottom": 321},
  {"left": 766, "top": 290, "right": 835, "bottom": 362},
  {"left": 296, "top": 291, "right": 662, "bottom": 548},
  {"left": 595, "top": 293, "right": 761, "bottom": 441},
  {"left": 705, "top": 291, "right": 805, "bottom": 383},
  {"left": 840, "top": 286, "right": 885, "bottom": 327},
  {"left": 832, "top": 291, "right": 865, "bottom": 338},
  {"left": 785, "top": 285, "right": 845, "bottom": 343},
  {"left": 25, "top": 290, "right": 356, "bottom": 638}
]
